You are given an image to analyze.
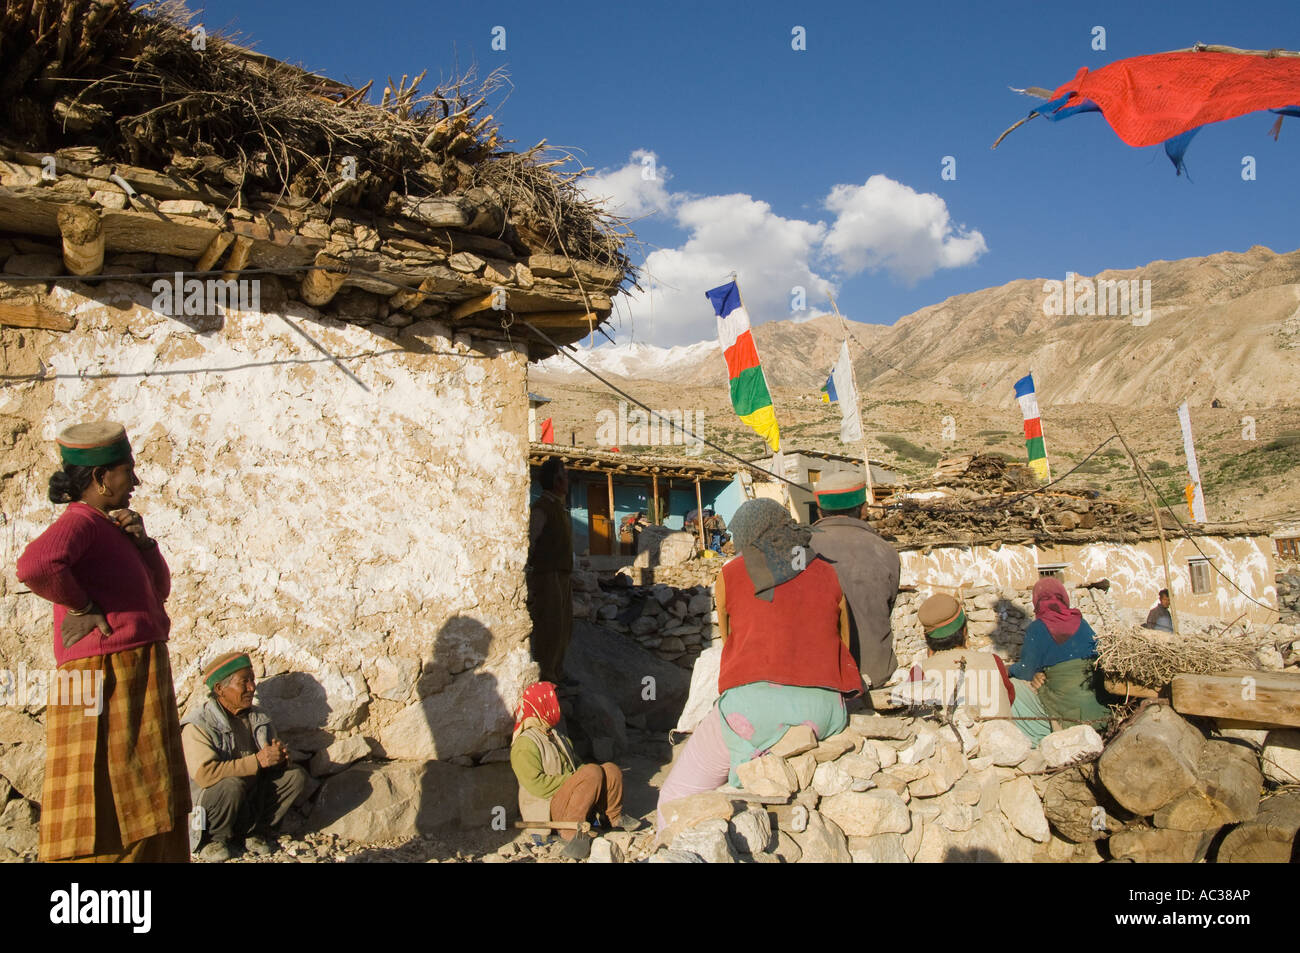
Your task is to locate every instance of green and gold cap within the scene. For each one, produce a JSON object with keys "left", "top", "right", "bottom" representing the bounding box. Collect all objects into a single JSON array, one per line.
[
  {"left": 57, "top": 421, "right": 132, "bottom": 467},
  {"left": 814, "top": 469, "right": 867, "bottom": 512},
  {"left": 203, "top": 652, "right": 253, "bottom": 690},
  {"left": 918, "top": 593, "right": 966, "bottom": 642}
]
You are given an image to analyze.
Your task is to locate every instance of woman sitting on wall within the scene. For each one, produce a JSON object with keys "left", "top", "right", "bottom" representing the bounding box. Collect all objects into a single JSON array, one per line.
[
  {"left": 1007, "top": 578, "right": 1111, "bottom": 743},
  {"left": 656, "top": 499, "right": 859, "bottom": 828}
]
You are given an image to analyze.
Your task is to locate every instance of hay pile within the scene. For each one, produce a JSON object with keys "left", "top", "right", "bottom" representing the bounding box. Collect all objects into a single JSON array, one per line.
[
  {"left": 1094, "top": 622, "right": 1263, "bottom": 689},
  {"left": 0, "top": 0, "right": 632, "bottom": 271}
]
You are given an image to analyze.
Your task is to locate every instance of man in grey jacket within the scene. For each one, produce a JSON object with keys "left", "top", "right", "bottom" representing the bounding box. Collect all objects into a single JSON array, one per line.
[
  {"left": 808, "top": 470, "right": 901, "bottom": 689},
  {"left": 181, "top": 652, "right": 307, "bottom": 861}
]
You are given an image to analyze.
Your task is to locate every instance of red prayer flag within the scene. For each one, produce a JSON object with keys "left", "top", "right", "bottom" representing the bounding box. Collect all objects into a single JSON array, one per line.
[{"left": 540, "top": 418, "right": 554, "bottom": 444}]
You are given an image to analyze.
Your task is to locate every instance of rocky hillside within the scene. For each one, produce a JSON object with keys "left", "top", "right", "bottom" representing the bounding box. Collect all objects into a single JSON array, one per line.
[{"left": 532, "top": 246, "right": 1300, "bottom": 524}]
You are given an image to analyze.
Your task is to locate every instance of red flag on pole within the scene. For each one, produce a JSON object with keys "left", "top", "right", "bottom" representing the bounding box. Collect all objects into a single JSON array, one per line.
[{"left": 540, "top": 418, "right": 554, "bottom": 444}]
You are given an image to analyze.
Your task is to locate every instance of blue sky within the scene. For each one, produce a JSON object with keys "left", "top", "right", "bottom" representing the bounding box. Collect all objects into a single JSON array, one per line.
[{"left": 198, "top": 0, "right": 1300, "bottom": 345}]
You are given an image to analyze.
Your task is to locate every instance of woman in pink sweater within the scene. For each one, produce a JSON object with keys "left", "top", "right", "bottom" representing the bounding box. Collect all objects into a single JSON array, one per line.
[{"left": 16, "top": 421, "right": 190, "bottom": 862}]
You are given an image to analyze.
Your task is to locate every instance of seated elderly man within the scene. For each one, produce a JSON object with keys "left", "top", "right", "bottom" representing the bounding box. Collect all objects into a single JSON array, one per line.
[{"left": 181, "top": 652, "right": 307, "bottom": 861}]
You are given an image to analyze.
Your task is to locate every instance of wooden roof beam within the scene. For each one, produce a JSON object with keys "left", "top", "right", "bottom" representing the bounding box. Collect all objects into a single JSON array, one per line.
[{"left": 56, "top": 205, "right": 104, "bottom": 276}]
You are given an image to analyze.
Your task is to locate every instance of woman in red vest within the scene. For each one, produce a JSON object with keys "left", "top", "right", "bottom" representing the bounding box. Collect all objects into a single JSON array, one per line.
[{"left": 657, "top": 499, "right": 859, "bottom": 827}]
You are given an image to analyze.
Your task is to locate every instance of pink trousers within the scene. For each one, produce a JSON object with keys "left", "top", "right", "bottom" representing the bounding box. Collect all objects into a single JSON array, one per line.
[{"left": 656, "top": 704, "right": 731, "bottom": 830}]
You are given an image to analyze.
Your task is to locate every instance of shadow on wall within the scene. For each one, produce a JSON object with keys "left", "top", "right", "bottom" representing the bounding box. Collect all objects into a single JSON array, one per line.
[
  {"left": 256, "top": 672, "right": 336, "bottom": 751},
  {"left": 307, "top": 615, "right": 523, "bottom": 845}
]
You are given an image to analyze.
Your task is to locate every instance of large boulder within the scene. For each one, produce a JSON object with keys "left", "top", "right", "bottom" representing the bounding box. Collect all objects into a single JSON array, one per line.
[
  {"left": 310, "top": 759, "right": 516, "bottom": 844},
  {"left": 566, "top": 621, "right": 689, "bottom": 731},
  {"left": 634, "top": 526, "right": 697, "bottom": 567}
]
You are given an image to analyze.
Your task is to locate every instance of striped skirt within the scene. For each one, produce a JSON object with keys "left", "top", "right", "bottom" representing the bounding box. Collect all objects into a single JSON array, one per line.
[{"left": 40, "top": 641, "right": 191, "bottom": 862}]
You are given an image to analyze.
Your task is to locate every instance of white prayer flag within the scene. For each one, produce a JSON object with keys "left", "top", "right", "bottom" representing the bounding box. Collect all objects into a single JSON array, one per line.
[
  {"left": 830, "top": 341, "right": 862, "bottom": 444},
  {"left": 1178, "top": 401, "right": 1207, "bottom": 523}
]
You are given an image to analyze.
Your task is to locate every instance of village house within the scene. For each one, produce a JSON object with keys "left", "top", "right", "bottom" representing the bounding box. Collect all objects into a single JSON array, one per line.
[
  {"left": 757, "top": 448, "right": 900, "bottom": 522},
  {"left": 873, "top": 456, "right": 1279, "bottom": 643},
  {"left": 528, "top": 443, "right": 749, "bottom": 565},
  {"left": 0, "top": 3, "right": 633, "bottom": 837}
]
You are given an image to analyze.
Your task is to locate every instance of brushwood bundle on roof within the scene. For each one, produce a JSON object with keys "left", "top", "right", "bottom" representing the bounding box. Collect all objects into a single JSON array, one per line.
[
  {"left": 875, "top": 453, "right": 1269, "bottom": 547},
  {"left": 0, "top": 0, "right": 634, "bottom": 351}
]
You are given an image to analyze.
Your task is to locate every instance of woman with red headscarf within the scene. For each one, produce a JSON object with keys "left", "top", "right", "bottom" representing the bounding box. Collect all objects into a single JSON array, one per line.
[
  {"left": 1007, "top": 578, "right": 1110, "bottom": 737},
  {"left": 510, "top": 681, "right": 631, "bottom": 860}
]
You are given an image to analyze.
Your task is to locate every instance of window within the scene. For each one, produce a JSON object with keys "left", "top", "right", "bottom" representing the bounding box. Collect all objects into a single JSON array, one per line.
[
  {"left": 1278, "top": 538, "right": 1300, "bottom": 558},
  {"left": 808, "top": 468, "right": 822, "bottom": 485},
  {"left": 1037, "top": 563, "right": 1067, "bottom": 582},
  {"left": 1189, "top": 559, "right": 1213, "bottom": 595}
]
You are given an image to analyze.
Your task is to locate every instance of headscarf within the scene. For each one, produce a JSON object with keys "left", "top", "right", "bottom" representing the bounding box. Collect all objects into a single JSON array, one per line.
[
  {"left": 1032, "top": 577, "right": 1083, "bottom": 644},
  {"left": 728, "top": 498, "right": 813, "bottom": 602},
  {"left": 513, "top": 681, "right": 562, "bottom": 735}
]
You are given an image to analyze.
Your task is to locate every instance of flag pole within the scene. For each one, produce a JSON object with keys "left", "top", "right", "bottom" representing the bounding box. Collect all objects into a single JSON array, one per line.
[{"left": 827, "top": 292, "right": 875, "bottom": 508}]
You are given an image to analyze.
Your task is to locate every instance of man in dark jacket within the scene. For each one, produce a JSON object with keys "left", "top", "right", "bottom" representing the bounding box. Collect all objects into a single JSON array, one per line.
[{"left": 808, "top": 470, "right": 901, "bottom": 689}]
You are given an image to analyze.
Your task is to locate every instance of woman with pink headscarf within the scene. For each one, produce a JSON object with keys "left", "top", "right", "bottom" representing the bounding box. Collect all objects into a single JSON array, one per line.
[{"left": 1007, "top": 578, "right": 1110, "bottom": 738}]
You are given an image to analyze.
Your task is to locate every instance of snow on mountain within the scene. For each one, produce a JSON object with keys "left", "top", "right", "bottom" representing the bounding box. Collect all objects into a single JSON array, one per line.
[{"left": 534, "top": 338, "right": 722, "bottom": 382}]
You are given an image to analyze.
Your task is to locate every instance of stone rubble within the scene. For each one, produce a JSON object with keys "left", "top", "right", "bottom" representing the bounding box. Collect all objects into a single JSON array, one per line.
[{"left": 636, "top": 698, "right": 1292, "bottom": 864}]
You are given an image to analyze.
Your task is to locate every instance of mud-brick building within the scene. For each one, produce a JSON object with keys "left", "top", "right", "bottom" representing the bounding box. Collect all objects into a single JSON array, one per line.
[
  {"left": 873, "top": 456, "right": 1279, "bottom": 625},
  {"left": 0, "top": 0, "right": 632, "bottom": 811}
]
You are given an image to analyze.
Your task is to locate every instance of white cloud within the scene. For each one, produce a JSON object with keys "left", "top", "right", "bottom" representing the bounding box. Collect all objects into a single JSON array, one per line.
[
  {"left": 822, "top": 175, "right": 988, "bottom": 283},
  {"left": 580, "top": 149, "right": 674, "bottom": 219},
  {"left": 582, "top": 161, "right": 987, "bottom": 345},
  {"left": 614, "top": 193, "right": 835, "bottom": 347}
]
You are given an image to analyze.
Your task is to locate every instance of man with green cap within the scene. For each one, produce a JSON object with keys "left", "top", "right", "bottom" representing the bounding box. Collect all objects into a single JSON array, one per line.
[
  {"left": 808, "top": 469, "right": 901, "bottom": 689},
  {"left": 180, "top": 652, "right": 307, "bottom": 861}
]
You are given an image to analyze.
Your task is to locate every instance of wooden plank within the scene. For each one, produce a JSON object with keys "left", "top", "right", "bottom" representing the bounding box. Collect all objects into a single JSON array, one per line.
[
  {"left": 450, "top": 292, "right": 498, "bottom": 320},
  {"left": 0, "top": 299, "right": 74, "bottom": 331},
  {"left": 516, "top": 310, "right": 598, "bottom": 328},
  {"left": 1171, "top": 670, "right": 1300, "bottom": 728}
]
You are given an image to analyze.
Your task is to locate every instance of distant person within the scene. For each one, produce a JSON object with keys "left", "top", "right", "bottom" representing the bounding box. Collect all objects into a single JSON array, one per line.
[
  {"left": 528, "top": 459, "right": 574, "bottom": 684},
  {"left": 182, "top": 652, "right": 307, "bottom": 861},
  {"left": 1144, "top": 589, "right": 1173, "bottom": 632},
  {"left": 619, "top": 510, "right": 648, "bottom": 554},
  {"left": 809, "top": 470, "right": 901, "bottom": 689},
  {"left": 703, "top": 508, "right": 728, "bottom": 553}
]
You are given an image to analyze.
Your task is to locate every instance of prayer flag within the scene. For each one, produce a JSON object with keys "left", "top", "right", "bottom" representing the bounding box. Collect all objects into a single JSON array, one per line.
[
  {"left": 827, "top": 341, "right": 863, "bottom": 444},
  {"left": 540, "top": 417, "right": 554, "bottom": 444},
  {"left": 705, "top": 280, "right": 780, "bottom": 452},
  {"left": 820, "top": 373, "right": 837, "bottom": 404},
  {"left": 1013, "top": 373, "right": 1050, "bottom": 481},
  {"left": 1178, "top": 401, "right": 1207, "bottom": 522}
]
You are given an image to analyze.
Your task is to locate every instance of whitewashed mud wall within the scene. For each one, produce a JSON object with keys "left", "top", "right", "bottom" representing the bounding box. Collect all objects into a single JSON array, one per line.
[
  {"left": 1, "top": 279, "right": 537, "bottom": 763},
  {"left": 899, "top": 537, "right": 1277, "bottom": 624}
]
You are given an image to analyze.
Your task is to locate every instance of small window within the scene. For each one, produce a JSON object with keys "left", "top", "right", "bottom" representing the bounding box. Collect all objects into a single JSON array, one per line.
[
  {"left": 1189, "top": 559, "right": 1213, "bottom": 595},
  {"left": 1037, "top": 563, "right": 1067, "bottom": 582},
  {"left": 808, "top": 468, "right": 822, "bottom": 485},
  {"left": 1278, "top": 538, "right": 1299, "bottom": 558}
]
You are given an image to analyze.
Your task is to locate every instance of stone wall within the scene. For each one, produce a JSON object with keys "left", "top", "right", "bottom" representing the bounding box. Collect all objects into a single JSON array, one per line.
[{"left": 1, "top": 278, "right": 537, "bottom": 776}]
